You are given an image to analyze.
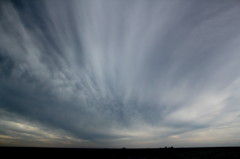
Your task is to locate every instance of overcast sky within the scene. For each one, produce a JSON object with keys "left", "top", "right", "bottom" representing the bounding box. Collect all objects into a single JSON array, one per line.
[{"left": 0, "top": 0, "right": 240, "bottom": 148}]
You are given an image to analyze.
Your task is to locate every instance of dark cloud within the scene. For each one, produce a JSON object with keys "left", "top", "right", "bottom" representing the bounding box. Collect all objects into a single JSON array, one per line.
[{"left": 0, "top": 0, "right": 240, "bottom": 147}]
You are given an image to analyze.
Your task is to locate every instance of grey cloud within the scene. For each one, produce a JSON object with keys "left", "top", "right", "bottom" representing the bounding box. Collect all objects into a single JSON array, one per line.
[{"left": 1, "top": 0, "right": 240, "bottom": 147}]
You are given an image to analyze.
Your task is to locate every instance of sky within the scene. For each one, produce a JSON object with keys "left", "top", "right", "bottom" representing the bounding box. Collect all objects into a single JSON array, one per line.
[{"left": 0, "top": 0, "right": 240, "bottom": 148}]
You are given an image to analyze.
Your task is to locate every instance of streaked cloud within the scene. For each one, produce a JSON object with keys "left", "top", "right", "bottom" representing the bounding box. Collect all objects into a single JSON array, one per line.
[{"left": 0, "top": 0, "right": 240, "bottom": 147}]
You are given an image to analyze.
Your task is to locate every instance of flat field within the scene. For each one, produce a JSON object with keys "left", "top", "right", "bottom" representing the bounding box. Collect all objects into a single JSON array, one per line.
[{"left": 1, "top": 147, "right": 240, "bottom": 159}]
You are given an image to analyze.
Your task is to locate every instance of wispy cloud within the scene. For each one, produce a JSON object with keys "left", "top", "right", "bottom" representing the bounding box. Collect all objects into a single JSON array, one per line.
[{"left": 0, "top": 0, "right": 240, "bottom": 147}]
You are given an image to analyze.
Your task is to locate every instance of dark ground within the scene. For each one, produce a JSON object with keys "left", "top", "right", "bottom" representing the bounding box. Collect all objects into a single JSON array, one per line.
[{"left": 1, "top": 147, "right": 240, "bottom": 158}]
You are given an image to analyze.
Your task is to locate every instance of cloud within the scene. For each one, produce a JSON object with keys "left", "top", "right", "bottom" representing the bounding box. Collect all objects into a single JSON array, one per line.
[
  {"left": 0, "top": 109, "right": 96, "bottom": 147},
  {"left": 0, "top": 0, "right": 240, "bottom": 147}
]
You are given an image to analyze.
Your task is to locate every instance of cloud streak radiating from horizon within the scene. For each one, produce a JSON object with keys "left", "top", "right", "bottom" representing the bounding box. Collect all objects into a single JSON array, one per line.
[{"left": 0, "top": 0, "right": 240, "bottom": 147}]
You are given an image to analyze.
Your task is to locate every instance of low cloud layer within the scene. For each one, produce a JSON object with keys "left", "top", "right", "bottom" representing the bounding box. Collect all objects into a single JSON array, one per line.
[{"left": 0, "top": 0, "right": 240, "bottom": 147}]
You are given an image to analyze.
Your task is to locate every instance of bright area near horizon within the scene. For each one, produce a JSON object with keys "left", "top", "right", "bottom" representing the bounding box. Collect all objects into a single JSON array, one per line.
[{"left": 0, "top": 0, "right": 240, "bottom": 148}]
